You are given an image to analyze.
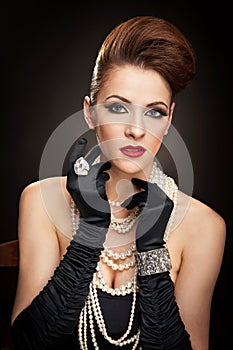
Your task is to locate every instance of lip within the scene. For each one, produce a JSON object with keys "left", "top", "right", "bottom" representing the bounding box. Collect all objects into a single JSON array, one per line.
[{"left": 120, "top": 145, "right": 146, "bottom": 158}]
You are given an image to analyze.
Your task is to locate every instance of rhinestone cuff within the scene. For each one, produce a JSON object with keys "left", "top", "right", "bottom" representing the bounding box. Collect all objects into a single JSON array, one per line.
[{"left": 135, "top": 247, "right": 172, "bottom": 276}]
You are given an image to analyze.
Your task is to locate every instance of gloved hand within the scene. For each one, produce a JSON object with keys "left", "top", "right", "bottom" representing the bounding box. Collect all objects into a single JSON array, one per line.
[
  {"left": 122, "top": 177, "right": 174, "bottom": 252},
  {"left": 66, "top": 138, "right": 111, "bottom": 248}
]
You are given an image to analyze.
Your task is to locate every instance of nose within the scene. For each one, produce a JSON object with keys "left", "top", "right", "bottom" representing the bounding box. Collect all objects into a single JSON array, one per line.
[
  {"left": 124, "top": 123, "right": 146, "bottom": 140},
  {"left": 124, "top": 106, "right": 146, "bottom": 140}
]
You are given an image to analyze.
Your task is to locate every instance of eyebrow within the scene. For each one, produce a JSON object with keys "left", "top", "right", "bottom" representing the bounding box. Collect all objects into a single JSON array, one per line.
[{"left": 104, "top": 95, "right": 169, "bottom": 109}]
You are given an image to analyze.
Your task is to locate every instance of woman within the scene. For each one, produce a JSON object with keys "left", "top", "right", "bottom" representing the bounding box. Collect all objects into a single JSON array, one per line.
[{"left": 11, "top": 16, "right": 226, "bottom": 349}]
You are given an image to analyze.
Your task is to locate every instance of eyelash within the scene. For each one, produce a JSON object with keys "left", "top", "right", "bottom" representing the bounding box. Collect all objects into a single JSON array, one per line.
[
  {"left": 104, "top": 103, "right": 168, "bottom": 119},
  {"left": 104, "top": 103, "right": 128, "bottom": 114},
  {"left": 145, "top": 109, "right": 167, "bottom": 119}
]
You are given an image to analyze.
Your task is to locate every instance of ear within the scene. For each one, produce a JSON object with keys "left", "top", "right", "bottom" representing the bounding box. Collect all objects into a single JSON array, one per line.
[
  {"left": 164, "top": 101, "right": 175, "bottom": 135},
  {"left": 83, "top": 96, "right": 95, "bottom": 130}
]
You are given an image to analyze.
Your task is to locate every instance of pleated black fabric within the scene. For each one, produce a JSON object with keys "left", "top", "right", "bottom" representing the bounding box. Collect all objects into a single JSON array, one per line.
[
  {"left": 11, "top": 240, "right": 140, "bottom": 350},
  {"left": 11, "top": 242, "right": 192, "bottom": 349},
  {"left": 12, "top": 241, "right": 101, "bottom": 349},
  {"left": 138, "top": 272, "right": 192, "bottom": 349}
]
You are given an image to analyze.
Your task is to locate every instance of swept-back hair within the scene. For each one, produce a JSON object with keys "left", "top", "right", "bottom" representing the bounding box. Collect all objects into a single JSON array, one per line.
[{"left": 90, "top": 16, "right": 195, "bottom": 103}]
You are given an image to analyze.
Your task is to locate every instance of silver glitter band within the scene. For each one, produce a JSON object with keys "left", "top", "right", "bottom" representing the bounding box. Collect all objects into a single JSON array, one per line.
[{"left": 135, "top": 248, "right": 172, "bottom": 276}]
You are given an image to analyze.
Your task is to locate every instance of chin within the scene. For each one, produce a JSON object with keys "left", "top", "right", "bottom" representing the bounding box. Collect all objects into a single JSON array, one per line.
[{"left": 111, "top": 158, "right": 149, "bottom": 177}]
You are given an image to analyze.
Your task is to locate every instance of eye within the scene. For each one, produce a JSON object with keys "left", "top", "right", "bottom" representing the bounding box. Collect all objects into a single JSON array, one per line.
[
  {"left": 144, "top": 108, "right": 167, "bottom": 119},
  {"left": 104, "top": 103, "right": 128, "bottom": 114}
]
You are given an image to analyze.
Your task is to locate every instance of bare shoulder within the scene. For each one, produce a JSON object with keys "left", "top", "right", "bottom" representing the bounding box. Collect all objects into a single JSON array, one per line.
[
  {"left": 19, "top": 178, "right": 51, "bottom": 225},
  {"left": 20, "top": 176, "right": 68, "bottom": 202},
  {"left": 20, "top": 176, "right": 72, "bottom": 237},
  {"left": 175, "top": 190, "right": 226, "bottom": 256},
  {"left": 181, "top": 191, "right": 225, "bottom": 236},
  {"left": 18, "top": 176, "right": 67, "bottom": 239}
]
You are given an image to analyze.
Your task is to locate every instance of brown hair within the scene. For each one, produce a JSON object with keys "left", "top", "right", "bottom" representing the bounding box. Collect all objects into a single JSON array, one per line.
[{"left": 89, "top": 16, "right": 195, "bottom": 103}]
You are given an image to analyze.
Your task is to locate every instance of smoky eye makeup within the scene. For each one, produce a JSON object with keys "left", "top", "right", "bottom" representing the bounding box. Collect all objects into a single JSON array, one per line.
[
  {"left": 103, "top": 102, "right": 129, "bottom": 114},
  {"left": 101, "top": 97, "right": 170, "bottom": 119},
  {"left": 144, "top": 107, "right": 168, "bottom": 119}
]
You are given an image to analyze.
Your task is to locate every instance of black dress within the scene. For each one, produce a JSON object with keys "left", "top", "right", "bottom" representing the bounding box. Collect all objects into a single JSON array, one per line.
[{"left": 66, "top": 289, "right": 140, "bottom": 349}]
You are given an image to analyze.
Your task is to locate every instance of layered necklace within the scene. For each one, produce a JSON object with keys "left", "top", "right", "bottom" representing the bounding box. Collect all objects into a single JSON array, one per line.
[
  {"left": 109, "top": 162, "right": 178, "bottom": 240},
  {"left": 70, "top": 161, "right": 178, "bottom": 349},
  {"left": 78, "top": 265, "right": 140, "bottom": 350}
]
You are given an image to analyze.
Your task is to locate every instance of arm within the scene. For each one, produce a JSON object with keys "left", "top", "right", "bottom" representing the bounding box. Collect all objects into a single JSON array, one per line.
[
  {"left": 174, "top": 200, "right": 226, "bottom": 350},
  {"left": 11, "top": 139, "right": 111, "bottom": 349},
  {"left": 124, "top": 178, "right": 193, "bottom": 349},
  {"left": 11, "top": 182, "right": 62, "bottom": 325}
]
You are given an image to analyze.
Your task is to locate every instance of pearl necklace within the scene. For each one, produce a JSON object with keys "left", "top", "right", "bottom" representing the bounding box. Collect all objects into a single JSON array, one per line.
[
  {"left": 70, "top": 161, "right": 178, "bottom": 241},
  {"left": 110, "top": 206, "right": 140, "bottom": 234},
  {"left": 100, "top": 243, "right": 137, "bottom": 271},
  {"left": 78, "top": 270, "right": 140, "bottom": 350},
  {"left": 93, "top": 264, "right": 137, "bottom": 296},
  {"left": 101, "top": 253, "right": 136, "bottom": 271},
  {"left": 107, "top": 162, "right": 178, "bottom": 239},
  {"left": 108, "top": 162, "right": 157, "bottom": 208},
  {"left": 149, "top": 164, "right": 178, "bottom": 242},
  {"left": 104, "top": 243, "right": 137, "bottom": 260}
]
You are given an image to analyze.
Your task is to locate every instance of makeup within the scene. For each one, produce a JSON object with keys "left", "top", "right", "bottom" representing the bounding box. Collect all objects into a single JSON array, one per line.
[{"left": 120, "top": 145, "right": 146, "bottom": 158}]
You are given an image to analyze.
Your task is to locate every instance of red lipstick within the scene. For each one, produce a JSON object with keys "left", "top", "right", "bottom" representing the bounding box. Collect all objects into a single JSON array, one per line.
[{"left": 120, "top": 145, "right": 146, "bottom": 158}]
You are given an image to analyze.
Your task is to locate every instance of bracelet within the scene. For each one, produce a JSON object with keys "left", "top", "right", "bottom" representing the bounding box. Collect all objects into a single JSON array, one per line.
[{"left": 135, "top": 247, "right": 172, "bottom": 276}]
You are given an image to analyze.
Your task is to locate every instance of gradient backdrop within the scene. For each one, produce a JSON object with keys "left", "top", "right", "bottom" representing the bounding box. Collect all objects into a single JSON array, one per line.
[{"left": 1, "top": 1, "right": 231, "bottom": 349}]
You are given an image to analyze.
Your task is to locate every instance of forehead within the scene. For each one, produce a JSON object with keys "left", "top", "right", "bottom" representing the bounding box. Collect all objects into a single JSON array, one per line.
[{"left": 97, "top": 65, "right": 172, "bottom": 105}]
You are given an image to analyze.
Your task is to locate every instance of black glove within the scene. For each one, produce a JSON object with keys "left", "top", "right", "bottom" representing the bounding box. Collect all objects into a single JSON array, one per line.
[
  {"left": 11, "top": 140, "right": 111, "bottom": 349},
  {"left": 123, "top": 177, "right": 174, "bottom": 252},
  {"left": 123, "top": 178, "right": 192, "bottom": 349},
  {"left": 66, "top": 138, "right": 111, "bottom": 248}
]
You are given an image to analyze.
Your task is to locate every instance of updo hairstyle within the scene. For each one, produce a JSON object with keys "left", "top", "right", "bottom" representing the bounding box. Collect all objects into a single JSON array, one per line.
[{"left": 90, "top": 16, "right": 195, "bottom": 104}]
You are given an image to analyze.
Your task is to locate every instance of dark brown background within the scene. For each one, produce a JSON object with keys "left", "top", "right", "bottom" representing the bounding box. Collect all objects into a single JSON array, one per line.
[{"left": 1, "top": 1, "right": 232, "bottom": 348}]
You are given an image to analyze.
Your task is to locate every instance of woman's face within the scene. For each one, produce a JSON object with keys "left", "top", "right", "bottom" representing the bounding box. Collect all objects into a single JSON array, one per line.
[{"left": 84, "top": 64, "right": 175, "bottom": 179}]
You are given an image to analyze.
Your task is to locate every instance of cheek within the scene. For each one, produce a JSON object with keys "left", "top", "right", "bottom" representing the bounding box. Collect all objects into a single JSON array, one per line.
[
  {"left": 145, "top": 120, "right": 168, "bottom": 149},
  {"left": 96, "top": 124, "right": 122, "bottom": 141},
  {"left": 144, "top": 118, "right": 169, "bottom": 138},
  {"left": 146, "top": 122, "right": 168, "bottom": 155},
  {"left": 148, "top": 135, "right": 163, "bottom": 155}
]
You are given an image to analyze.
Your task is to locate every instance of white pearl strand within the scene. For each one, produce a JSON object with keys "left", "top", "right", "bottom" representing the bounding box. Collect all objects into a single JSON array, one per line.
[
  {"left": 108, "top": 162, "right": 178, "bottom": 241},
  {"left": 110, "top": 208, "right": 140, "bottom": 234},
  {"left": 101, "top": 243, "right": 137, "bottom": 271},
  {"left": 100, "top": 255, "right": 136, "bottom": 271},
  {"left": 91, "top": 278, "right": 140, "bottom": 347},
  {"left": 104, "top": 243, "right": 137, "bottom": 260},
  {"left": 149, "top": 163, "right": 178, "bottom": 242},
  {"left": 78, "top": 270, "right": 140, "bottom": 350},
  {"left": 93, "top": 264, "right": 137, "bottom": 296},
  {"left": 93, "top": 243, "right": 138, "bottom": 296},
  {"left": 100, "top": 250, "right": 136, "bottom": 271}
]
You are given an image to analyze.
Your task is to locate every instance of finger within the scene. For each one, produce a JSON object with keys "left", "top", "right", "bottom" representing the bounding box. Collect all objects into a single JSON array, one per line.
[
  {"left": 69, "top": 138, "right": 87, "bottom": 165},
  {"left": 96, "top": 172, "right": 110, "bottom": 200},
  {"left": 121, "top": 191, "right": 147, "bottom": 209},
  {"left": 121, "top": 196, "right": 137, "bottom": 210},
  {"left": 131, "top": 178, "right": 148, "bottom": 190},
  {"left": 90, "top": 161, "right": 111, "bottom": 179},
  {"left": 98, "top": 172, "right": 110, "bottom": 182},
  {"left": 99, "top": 161, "right": 111, "bottom": 172},
  {"left": 84, "top": 144, "right": 101, "bottom": 164}
]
